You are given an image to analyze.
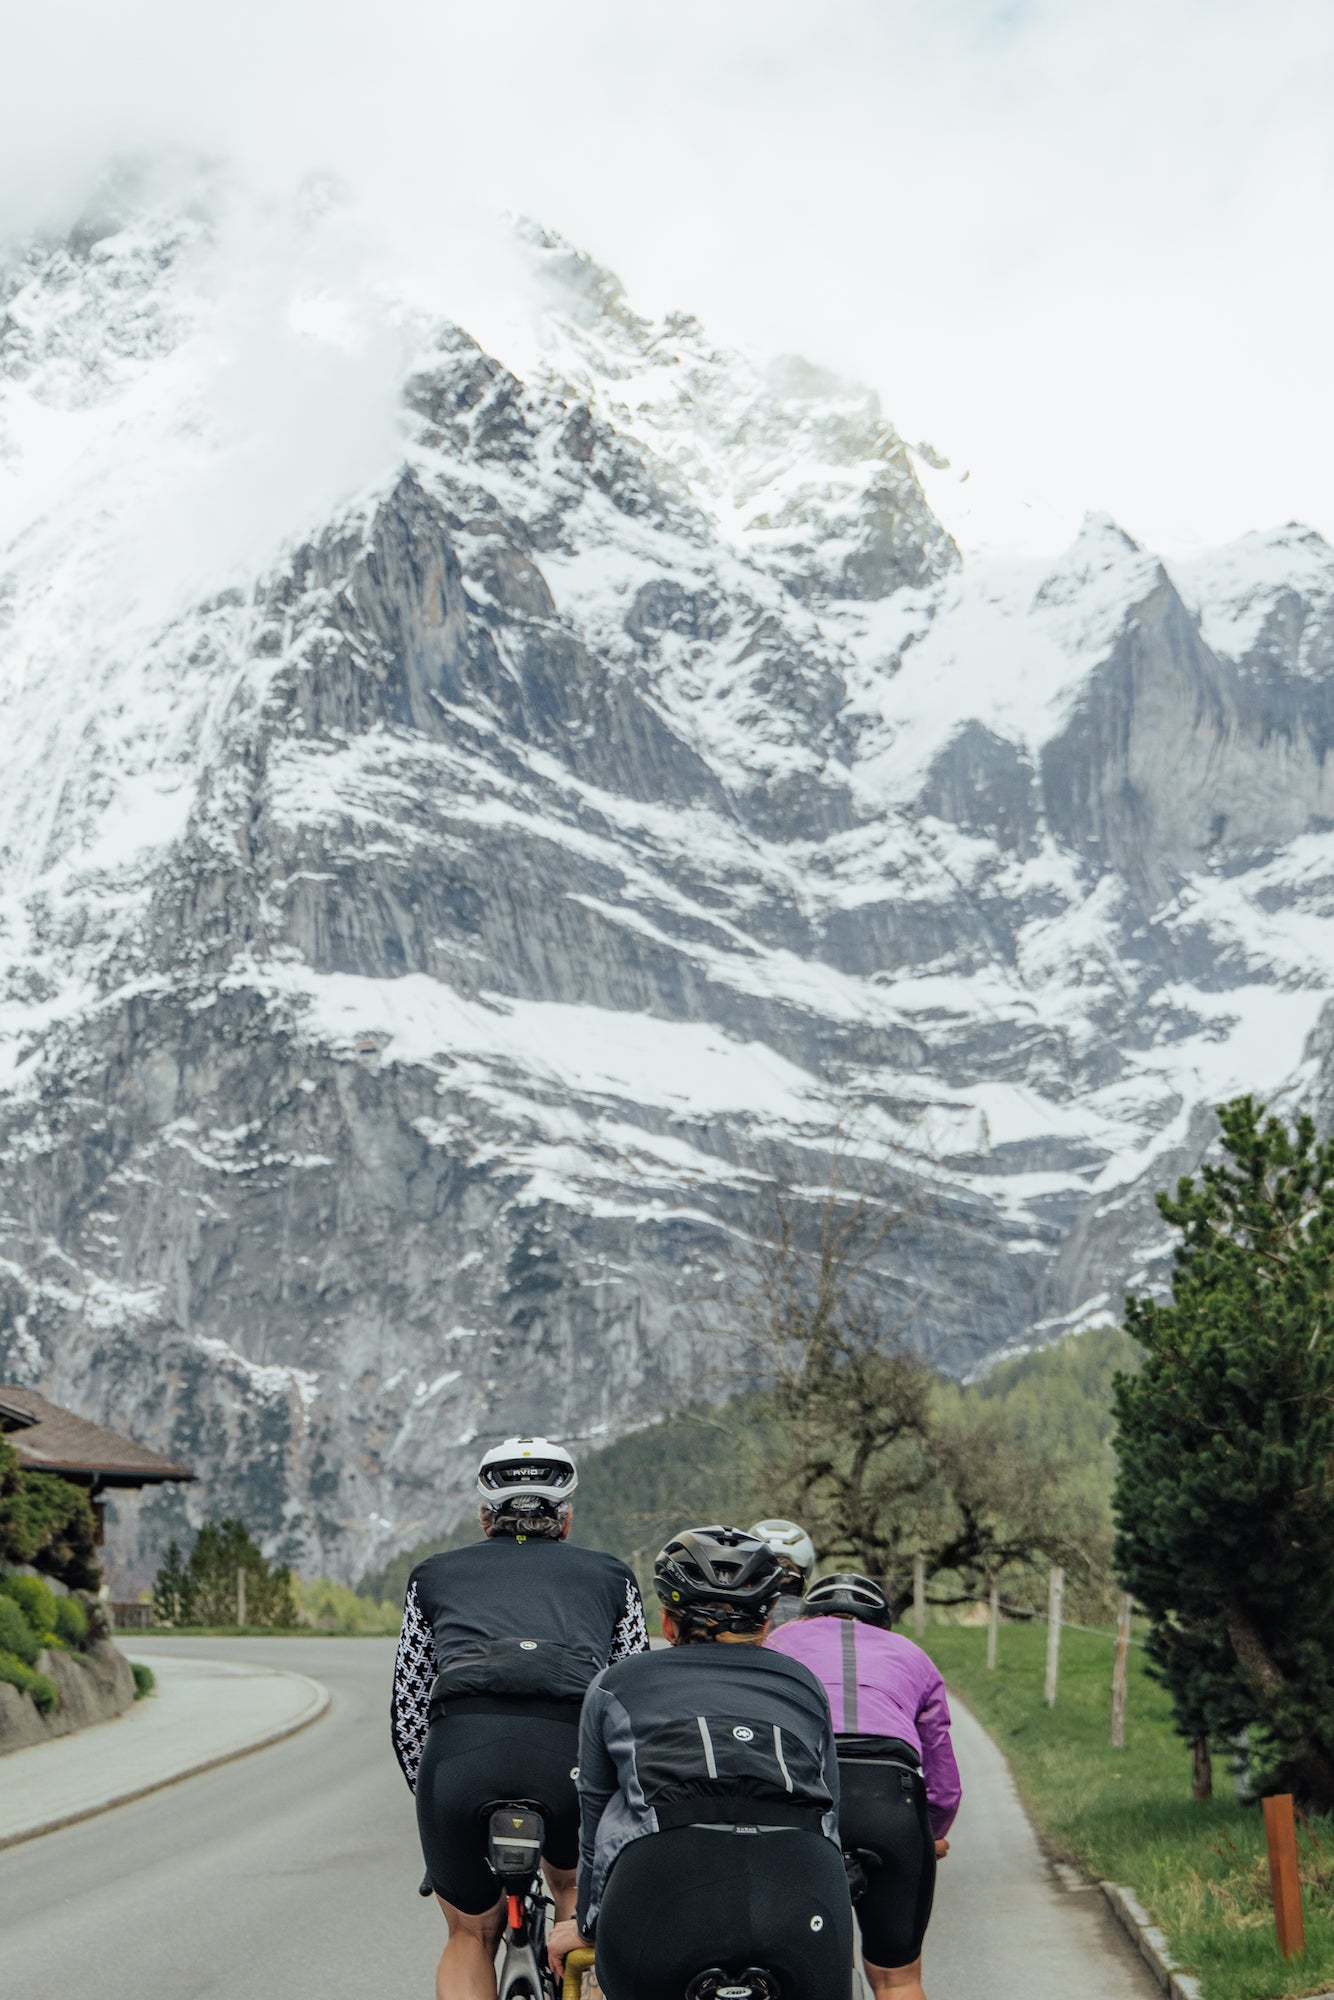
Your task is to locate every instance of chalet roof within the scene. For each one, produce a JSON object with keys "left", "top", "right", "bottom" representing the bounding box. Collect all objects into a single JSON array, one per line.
[{"left": 0, "top": 1385, "right": 195, "bottom": 1488}]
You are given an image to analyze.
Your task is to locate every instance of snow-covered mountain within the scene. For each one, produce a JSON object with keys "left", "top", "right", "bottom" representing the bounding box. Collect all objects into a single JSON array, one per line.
[{"left": 4, "top": 174, "right": 1334, "bottom": 1581}]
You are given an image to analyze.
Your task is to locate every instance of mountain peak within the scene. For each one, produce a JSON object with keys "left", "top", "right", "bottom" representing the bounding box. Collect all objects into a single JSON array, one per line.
[{"left": 5, "top": 170, "right": 1334, "bottom": 1584}]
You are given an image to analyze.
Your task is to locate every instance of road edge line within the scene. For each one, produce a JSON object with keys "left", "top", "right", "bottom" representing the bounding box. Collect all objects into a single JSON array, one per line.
[{"left": 0, "top": 1670, "right": 331, "bottom": 1852}]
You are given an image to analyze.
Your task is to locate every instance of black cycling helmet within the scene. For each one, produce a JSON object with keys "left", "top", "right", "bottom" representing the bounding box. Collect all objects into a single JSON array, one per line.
[
  {"left": 802, "top": 1572, "right": 892, "bottom": 1627},
  {"left": 654, "top": 1526, "right": 785, "bottom": 1636}
]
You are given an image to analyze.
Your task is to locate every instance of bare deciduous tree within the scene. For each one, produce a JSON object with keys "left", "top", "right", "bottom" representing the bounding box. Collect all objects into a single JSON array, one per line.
[{"left": 740, "top": 1154, "right": 1109, "bottom": 1618}]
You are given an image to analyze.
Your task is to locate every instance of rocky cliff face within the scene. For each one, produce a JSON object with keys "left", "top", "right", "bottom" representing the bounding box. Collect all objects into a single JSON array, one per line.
[{"left": 4, "top": 179, "right": 1334, "bottom": 1581}]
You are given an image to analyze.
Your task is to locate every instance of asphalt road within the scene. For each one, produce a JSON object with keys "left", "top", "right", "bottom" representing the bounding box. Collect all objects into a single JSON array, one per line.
[{"left": 0, "top": 1636, "right": 1158, "bottom": 2000}]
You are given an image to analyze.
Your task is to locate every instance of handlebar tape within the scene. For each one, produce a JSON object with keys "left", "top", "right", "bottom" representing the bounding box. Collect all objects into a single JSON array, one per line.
[{"left": 562, "top": 1945, "right": 597, "bottom": 1999}]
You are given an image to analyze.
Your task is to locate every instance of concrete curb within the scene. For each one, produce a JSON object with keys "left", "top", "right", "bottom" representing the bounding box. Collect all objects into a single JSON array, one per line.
[
  {"left": 0, "top": 1664, "right": 330, "bottom": 1851},
  {"left": 1098, "top": 1878, "right": 1334, "bottom": 2000},
  {"left": 1099, "top": 1879, "right": 1204, "bottom": 2000}
]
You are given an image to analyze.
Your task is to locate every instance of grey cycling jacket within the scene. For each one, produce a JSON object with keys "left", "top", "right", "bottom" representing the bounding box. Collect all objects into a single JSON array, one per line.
[{"left": 575, "top": 1643, "right": 841, "bottom": 1936}]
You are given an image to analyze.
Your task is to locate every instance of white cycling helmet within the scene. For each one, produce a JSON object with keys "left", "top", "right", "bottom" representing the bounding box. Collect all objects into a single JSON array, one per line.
[
  {"left": 476, "top": 1436, "right": 578, "bottom": 1507},
  {"left": 749, "top": 1519, "right": 816, "bottom": 1576}
]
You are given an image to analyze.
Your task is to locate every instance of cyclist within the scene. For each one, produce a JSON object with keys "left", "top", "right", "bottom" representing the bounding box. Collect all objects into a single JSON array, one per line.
[
  {"left": 548, "top": 1525, "right": 854, "bottom": 2000},
  {"left": 749, "top": 1517, "right": 817, "bottom": 1627},
  {"left": 766, "top": 1572, "right": 961, "bottom": 2000},
  {"left": 391, "top": 1436, "right": 649, "bottom": 2000}
]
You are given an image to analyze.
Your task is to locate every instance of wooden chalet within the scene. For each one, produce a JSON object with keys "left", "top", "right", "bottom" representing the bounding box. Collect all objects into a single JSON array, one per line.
[{"left": 0, "top": 1385, "right": 195, "bottom": 1543}]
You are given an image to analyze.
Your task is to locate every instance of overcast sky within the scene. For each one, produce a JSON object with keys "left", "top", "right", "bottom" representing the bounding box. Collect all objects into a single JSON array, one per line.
[{"left": 6, "top": 0, "right": 1334, "bottom": 557}]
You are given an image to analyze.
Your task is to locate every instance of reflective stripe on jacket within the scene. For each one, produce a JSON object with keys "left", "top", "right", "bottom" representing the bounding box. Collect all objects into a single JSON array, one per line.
[{"left": 574, "top": 1643, "right": 842, "bottom": 1936}]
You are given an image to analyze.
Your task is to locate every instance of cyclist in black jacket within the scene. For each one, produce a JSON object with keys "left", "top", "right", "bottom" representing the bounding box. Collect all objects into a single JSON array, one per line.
[
  {"left": 548, "top": 1526, "right": 854, "bottom": 2000},
  {"left": 391, "top": 1437, "right": 648, "bottom": 2000}
]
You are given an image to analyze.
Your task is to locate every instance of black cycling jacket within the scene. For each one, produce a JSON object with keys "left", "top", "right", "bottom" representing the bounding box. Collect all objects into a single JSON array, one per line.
[
  {"left": 391, "top": 1535, "right": 648, "bottom": 1790},
  {"left": 575, "top": 1642, "right": 841, "bottom": 1936}
]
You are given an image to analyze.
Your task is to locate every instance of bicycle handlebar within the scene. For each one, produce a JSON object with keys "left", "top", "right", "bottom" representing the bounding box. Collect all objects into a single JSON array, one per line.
[{"left": 562, "top": 1945, "right": 596, "bottom": 1999}]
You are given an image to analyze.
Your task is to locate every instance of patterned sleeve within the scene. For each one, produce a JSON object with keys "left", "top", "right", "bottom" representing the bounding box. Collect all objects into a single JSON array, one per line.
[
  {"left": 608, "top": 1574, "right": 650, "bottom": 1662},
  {"left": 391, "top": 1577, "right": 438, "bottom": 1791}
]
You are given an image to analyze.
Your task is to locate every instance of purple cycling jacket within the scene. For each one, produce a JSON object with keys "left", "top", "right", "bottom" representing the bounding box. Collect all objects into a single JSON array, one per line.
[{"left": 766, "top": 1616, "right": 962, "bottom": 1838}]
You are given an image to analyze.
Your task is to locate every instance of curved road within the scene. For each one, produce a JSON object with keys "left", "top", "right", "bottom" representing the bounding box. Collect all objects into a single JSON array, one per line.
[{"left": 0, "top": 1636, "right": 1157, "bottom": 1999}]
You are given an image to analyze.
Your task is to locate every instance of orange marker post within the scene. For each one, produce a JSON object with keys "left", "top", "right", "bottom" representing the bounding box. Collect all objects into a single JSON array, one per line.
[{"left": 1262, "top": 1793, "right": 1305, "bottom": 1961}]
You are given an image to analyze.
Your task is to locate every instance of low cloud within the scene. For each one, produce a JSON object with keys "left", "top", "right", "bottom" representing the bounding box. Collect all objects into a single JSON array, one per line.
[{"left": 5, "top": 0, "right": 1334, "bottom": 554}]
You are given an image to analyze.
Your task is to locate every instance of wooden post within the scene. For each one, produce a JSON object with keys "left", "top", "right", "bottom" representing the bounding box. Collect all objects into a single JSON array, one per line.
[
  {"left": 1110, "top": 1592, "right": 1132, "bottom": 1747},
  {"left": 1262, "top": 1793, "right": 1305, "bottom": 1960},
  {"left": 912, "top": 1556, "right": 925, "bottom": 1639},
  {"left": 987, "top": 1582, "right": 1000, "bottom": 1672},
  {"left": 236, "top": 1566, "right": 247, "bottom": 1628},
  {"left": 1044, "top": 1566, "right": 1063, "bottom": 1706}
]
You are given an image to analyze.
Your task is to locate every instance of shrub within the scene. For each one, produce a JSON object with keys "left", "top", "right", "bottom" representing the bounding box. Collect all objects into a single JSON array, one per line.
[
  {"left": 53, "top": 1595, "right": 89, "bottom": 1650},
  {"left": 0, "top": 1649, "right": 60, "bottom": 1712},
  {"left": 0, "top": 1594, "right": 39, "bottom": 1666},
  {"left": 131, "top": 1661, "right": 155, "bottom": 1700},
  {"left": 0, "top": 1439, "right": 101, "bottom": 1590},
  {"left": 1, "top": 1572, "right": 58, "bottom": 1640}
]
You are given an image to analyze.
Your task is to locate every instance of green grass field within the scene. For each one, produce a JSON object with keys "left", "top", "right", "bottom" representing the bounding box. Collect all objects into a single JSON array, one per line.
[{"left": 923, "top": 1622, "right": 1334, "bottom": 2000}]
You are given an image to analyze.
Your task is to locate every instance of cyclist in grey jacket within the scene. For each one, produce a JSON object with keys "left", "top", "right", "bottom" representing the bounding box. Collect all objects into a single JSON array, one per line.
[{"left": 548, "top": 1526, "right": 854, "bottom": 2000}]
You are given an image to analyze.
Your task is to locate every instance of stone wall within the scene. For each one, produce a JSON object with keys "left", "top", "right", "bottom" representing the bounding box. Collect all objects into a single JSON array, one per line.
[{"left": 0, "top": 1640, "right": 136, "bottom": 1755}]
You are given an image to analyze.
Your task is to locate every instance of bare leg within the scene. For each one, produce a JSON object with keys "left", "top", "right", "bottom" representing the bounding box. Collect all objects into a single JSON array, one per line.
[
  {"left": 434, "top": 1893, "right": 504, "bottom": 2000},
  {"left": 543, "top": 1861, "right": 578, "bottom": 1923},
  {"left": 864, "top": 1955, "right": 926, "bottom": 2000}
]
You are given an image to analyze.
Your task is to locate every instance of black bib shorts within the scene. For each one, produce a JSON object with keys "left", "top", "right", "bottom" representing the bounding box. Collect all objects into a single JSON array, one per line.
[
  {"left": 594, "top": 1824, "right": 854, "bottom": 2000},
  {"left": 837, "top": 1752, "right": 937, "bottom": 1967},
  {"left": 415, "top": 1701, "right": 581, "bottom": 1913}
]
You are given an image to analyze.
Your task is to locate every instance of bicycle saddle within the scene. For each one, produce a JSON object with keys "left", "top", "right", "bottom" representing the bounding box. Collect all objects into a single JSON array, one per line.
[
  {"left": 685, "top": 1971, "right": 782, "bottom": 2000},
  {"left": 842, "top": 1844, "right": 883, "bottom": 1903}
]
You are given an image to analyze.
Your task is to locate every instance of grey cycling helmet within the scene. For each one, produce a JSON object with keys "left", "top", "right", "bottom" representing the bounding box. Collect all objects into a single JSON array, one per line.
[
  {"left": 803, "top": 1572, "right": 892, "bottom": 1627},
  {"left": 654, "top": 1525, "right": 786, "bottom": 1637}
]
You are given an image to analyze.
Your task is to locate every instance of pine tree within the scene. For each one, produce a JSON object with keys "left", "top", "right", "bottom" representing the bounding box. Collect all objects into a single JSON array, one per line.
[
  {"left": 184, "top": 1517, "right": 296, "bottom": 1628},
  {"left": 151, "top": 1540, "right": 193, "bottom": 1625},
  {"left": 1113, "top": 1096, "right": 1334, "bottom": 1808}
]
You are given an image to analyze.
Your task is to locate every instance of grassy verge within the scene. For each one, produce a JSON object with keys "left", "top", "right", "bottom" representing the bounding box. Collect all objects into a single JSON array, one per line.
[{"left": 923, "top": 1623, "right": 1334, "bottom": 2000}]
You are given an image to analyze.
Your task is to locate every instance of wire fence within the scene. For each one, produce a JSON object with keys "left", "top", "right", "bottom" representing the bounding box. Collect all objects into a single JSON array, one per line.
[{"left": 946, "top": 1588, "right": 1147, "bottom": 1649}]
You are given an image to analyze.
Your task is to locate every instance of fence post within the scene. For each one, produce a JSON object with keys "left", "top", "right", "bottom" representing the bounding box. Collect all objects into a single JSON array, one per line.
[
  {"left": 236, "top": 1566, "right": 247, "bottom": 1628},
  {"left": 987, "top": 1582, "right": 1000, "bottom": 1671},
  {"left": 1262, "top": 1793, "right": 1305, "bottom": 1960},
  {"left": 1110, "top": 1592, "right": 1132, "bottom": 1747},
  {"left": 1044, "top": 1566, "right": 1063, "bottom": 1706},
  {"left": 913, "top": 1556, "right": 925, "bottom": 1640}
]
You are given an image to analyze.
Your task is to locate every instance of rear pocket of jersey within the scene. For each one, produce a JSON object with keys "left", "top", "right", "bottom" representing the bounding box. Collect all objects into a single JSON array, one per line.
[{"left": 636, "top": 1713, "right": 831, "bottom": 1808}]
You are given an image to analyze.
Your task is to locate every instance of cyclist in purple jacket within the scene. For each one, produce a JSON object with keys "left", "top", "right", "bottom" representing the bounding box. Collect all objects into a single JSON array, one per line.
[{"left": 766, "top": 1572, "right": 961, "bottom": 2000}]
